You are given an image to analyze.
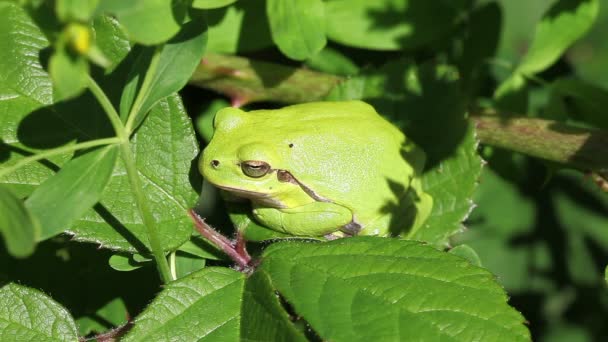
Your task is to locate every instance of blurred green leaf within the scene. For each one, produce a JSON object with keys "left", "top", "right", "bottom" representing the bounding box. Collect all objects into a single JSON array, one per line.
[
  {"left": 306, "top": 46, "right": 359, "bottom": 76},
  {"left": 92, "top": 15, "right": 131, "bottom": 71},
  {"left": 177, "top": 238, "right": 223, "bottom": 260},
  {"left": 192, "top": 0, "right": 238, "bottom": 9},
  {"left": 49, "top": 46, "right": 89, "bottom": 102},
  {"left": 25, "top": 146, "right": 118, "bottom": 242},
  {"left": 0, "top": 283, "right": 78, "bottom": 341},
  {"left": 518, "top": 0, "right": 599, "bottom": 75},
  {"left": 267, "top": 0, "right": 326, "bottom": 60},
  {"left": 68, "top": 95, "right": 200, "bottom": 252},
  {"left": 449, "top": 244, "right": 483, "bottom": 267},
  {"left": 0, "top": 185, "right": 39, "bottom": 258},
  {"left": 56, "top": 0, "right": 99, "bottom": 22},
  {"left": 549, "top": 78, "right": 608, "bottom": 129},
  {"left": 494, "top": 72, "right": 529, "bottom": 113},
  {"left": 204, "top": 0, "right": 272, "bottom": 53},
  {"left": 324, "top": 0, "right": 462, "bottom": 50},
  {"left": 260, "top": 237, "right": 531, "bottom": 341},
  {"left": 97, "top": 0, "right": 186, "bottom": 45},
  {"left": 120, "top": 16, "right": 208, "bottom": 125}
]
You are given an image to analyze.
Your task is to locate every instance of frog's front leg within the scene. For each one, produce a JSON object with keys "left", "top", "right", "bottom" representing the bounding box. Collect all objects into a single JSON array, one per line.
[{"left": 252, "top": 202, "right": 355, "bottom": 236}]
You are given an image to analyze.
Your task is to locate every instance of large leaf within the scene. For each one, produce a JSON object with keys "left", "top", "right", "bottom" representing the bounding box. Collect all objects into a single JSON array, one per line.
[
  {"left": 122, "top": 267, "right": 306, "bottom": 341},
  {"left": 0, "top": 283, "right": 78, "bottom": 341},
  {"left": 260, "top": 237, "right": 531, "bottom": 341},
  {"left": 0, "top": 185, "right": 39, "bottom": 258},
  {"left": 518, "top": 0, "right": 599, "bottom": 75},
  {"left": 324, "top": 0, "right": 463, "bottom": 50},
  {"left": 267, "top": 0, "right": 326, "bottom": 60},
  {"left": 25, "top": 146, "right": 118, "bottom": 241},
  {"left": 68, "top": 95, "right": 200, "bottom": 252}
]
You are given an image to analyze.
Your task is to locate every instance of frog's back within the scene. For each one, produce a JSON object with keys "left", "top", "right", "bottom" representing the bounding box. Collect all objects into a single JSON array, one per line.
[{"left": 246, "top": 101, "right": 424, "bottom": 235}]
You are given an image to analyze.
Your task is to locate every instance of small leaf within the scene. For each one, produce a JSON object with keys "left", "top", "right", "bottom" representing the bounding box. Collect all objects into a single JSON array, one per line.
[
  {"left": 121, "top": 16, "right": 208, "bottom": 124},
  {"left": 518, "top": 0, "right": 599, "bottom": 75},
  {"left": 49, "top": 46, "right": 89, "bottom": 102},
  {"left": 97, "top": 0, "right": 186, "bottom": 45},
  {"left": 0, "top": 283, "right": 78, "bottom": 341},
  {"left": 449, "top": 244, "right": 483, "bottom": 267},
  {"left": 192, "top": 0, "right": 238, "bottom": 9},
  {"left": 109, "top": 253, "right": 146, "bottom": 271},
  {"left": 267, "top": 0, "right": 326, "bottom": 60},
  {"left": 25, "top": 146, "right": 118, "bottom": 241},
  {"left": 178, "top": 238, "right": 223, "bottom": 260},
  {"left": 76, "top": 298, "right": 127, "bottom": 337},
  {"left": 260, "top": 237, "right": 531, "bottom": 341},
  {"left": 122, "top": 267, "right": 245, "bottom": 341},
  {"left": 0, "top": 185, "right": 39, "bottom": 258}
]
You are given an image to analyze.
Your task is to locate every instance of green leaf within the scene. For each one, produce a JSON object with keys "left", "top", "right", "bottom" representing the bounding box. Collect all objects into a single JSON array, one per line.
[
  {"left": 306, "top": 46, "right": 359, "bottom": 76},
  {"left": 518, "top": 0, "right": 599, "bottom": 75},
  {"left": 97, "top": 0, "right": 186, "bottom": 45},
  {"left": 449, "top": 244, "right": 483, "bottom": 267},
  {"left": 413, "top": 123, "right": 482, "bottom": 244},
  {"left": 549, "top": 78, "right": 608, "bottom": 129},
  {"left": 204, "top": 0, "right": 272, "bottom": 54},
  {"left": 0, "top": 185, "right": 39, "bottom": 258},
  {"left": 122, "top": 267, "right": 245, "bottom": 341},
  {"left": 494, "top": 73, "right": 529, "bottom": 113},
  {"left": 241, "top": 271, "right": 307, "bottom": 341},
  {"left": 122, "top": 267, "right": 306, "bottom": 340},
  {"left": 56, "top": 0, "right": 99, "bottom": 22},
  {"left": 324, "top": 0, "right": 462, "bottom": 50},
  {"left": 76, "top": 298, "right": 127, "bottom": 337},
  {"left": 109, "top": 253, "right": 147, "bottom": 271},
  {"left": 267, "top": 0, "right": 326, "bottom": 60},
  {"left": 25, "top": 146, "right": 118, "bottom": 241},
  {"left": 49, "top": 42, "right": 89, "bottom": 102},
  {"left": 192, "top": 0, "right": 238, "bottom": 9},
  {"left": 121, "top": 16, "right": 208, "bottom": 125},
  {"left": 68, "top": 95, "right": 200, "bottom": 252},
  {"left": 92, "top": 15, "right": 131, "bottom": 72},
  {"left": 177, "top": 238, "right": 223, "bottom": 260},
  {"left": 173, "top": 252, "right": 206, "bottom": 278},
  {"left": 0, "top": 283, "right": 78, "bottom": 341},
  {"left": 260, "top": 237, "right": 531, "bottom": 341}
]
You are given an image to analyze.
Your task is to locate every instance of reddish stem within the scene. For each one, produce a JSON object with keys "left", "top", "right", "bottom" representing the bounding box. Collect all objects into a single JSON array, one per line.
[{"left": 187, "top": 209, "right": 251, "bottom": 269}]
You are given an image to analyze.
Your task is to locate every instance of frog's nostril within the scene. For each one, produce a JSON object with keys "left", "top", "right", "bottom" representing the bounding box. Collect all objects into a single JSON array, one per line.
[{"left": 211, "top": 160, "right": 220, "bottom": 168}]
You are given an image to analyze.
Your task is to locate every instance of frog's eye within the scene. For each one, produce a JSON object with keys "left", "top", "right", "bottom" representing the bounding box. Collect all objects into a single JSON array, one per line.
[{"left": 241, "top": 160, "right": 271, "bottom": 178}]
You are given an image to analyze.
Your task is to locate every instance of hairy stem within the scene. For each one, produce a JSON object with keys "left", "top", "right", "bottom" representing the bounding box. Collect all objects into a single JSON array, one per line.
[{"left": 190, "top": 53, "right": 608, "bottom": 172}]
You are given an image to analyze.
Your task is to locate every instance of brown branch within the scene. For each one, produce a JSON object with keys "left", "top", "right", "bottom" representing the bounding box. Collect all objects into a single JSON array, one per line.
[{"left": 190, "top": 53, "right": 608, "bottom": 173}]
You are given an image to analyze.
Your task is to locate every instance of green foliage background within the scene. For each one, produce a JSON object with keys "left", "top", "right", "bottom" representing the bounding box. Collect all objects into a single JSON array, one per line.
[{"left": 0, "top": 0, "right": 607, "bottom": 341}]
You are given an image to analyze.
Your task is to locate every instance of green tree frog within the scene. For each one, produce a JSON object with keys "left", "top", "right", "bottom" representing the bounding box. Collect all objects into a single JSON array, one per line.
[{"left": 200, "top": 101, "right": 432, "bottom": 238}]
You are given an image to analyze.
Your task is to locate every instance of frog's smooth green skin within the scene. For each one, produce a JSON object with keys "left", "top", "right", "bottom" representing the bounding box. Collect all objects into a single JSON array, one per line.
[{"left": 200, "top": 101, "right": 432, "bottom": 238}]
